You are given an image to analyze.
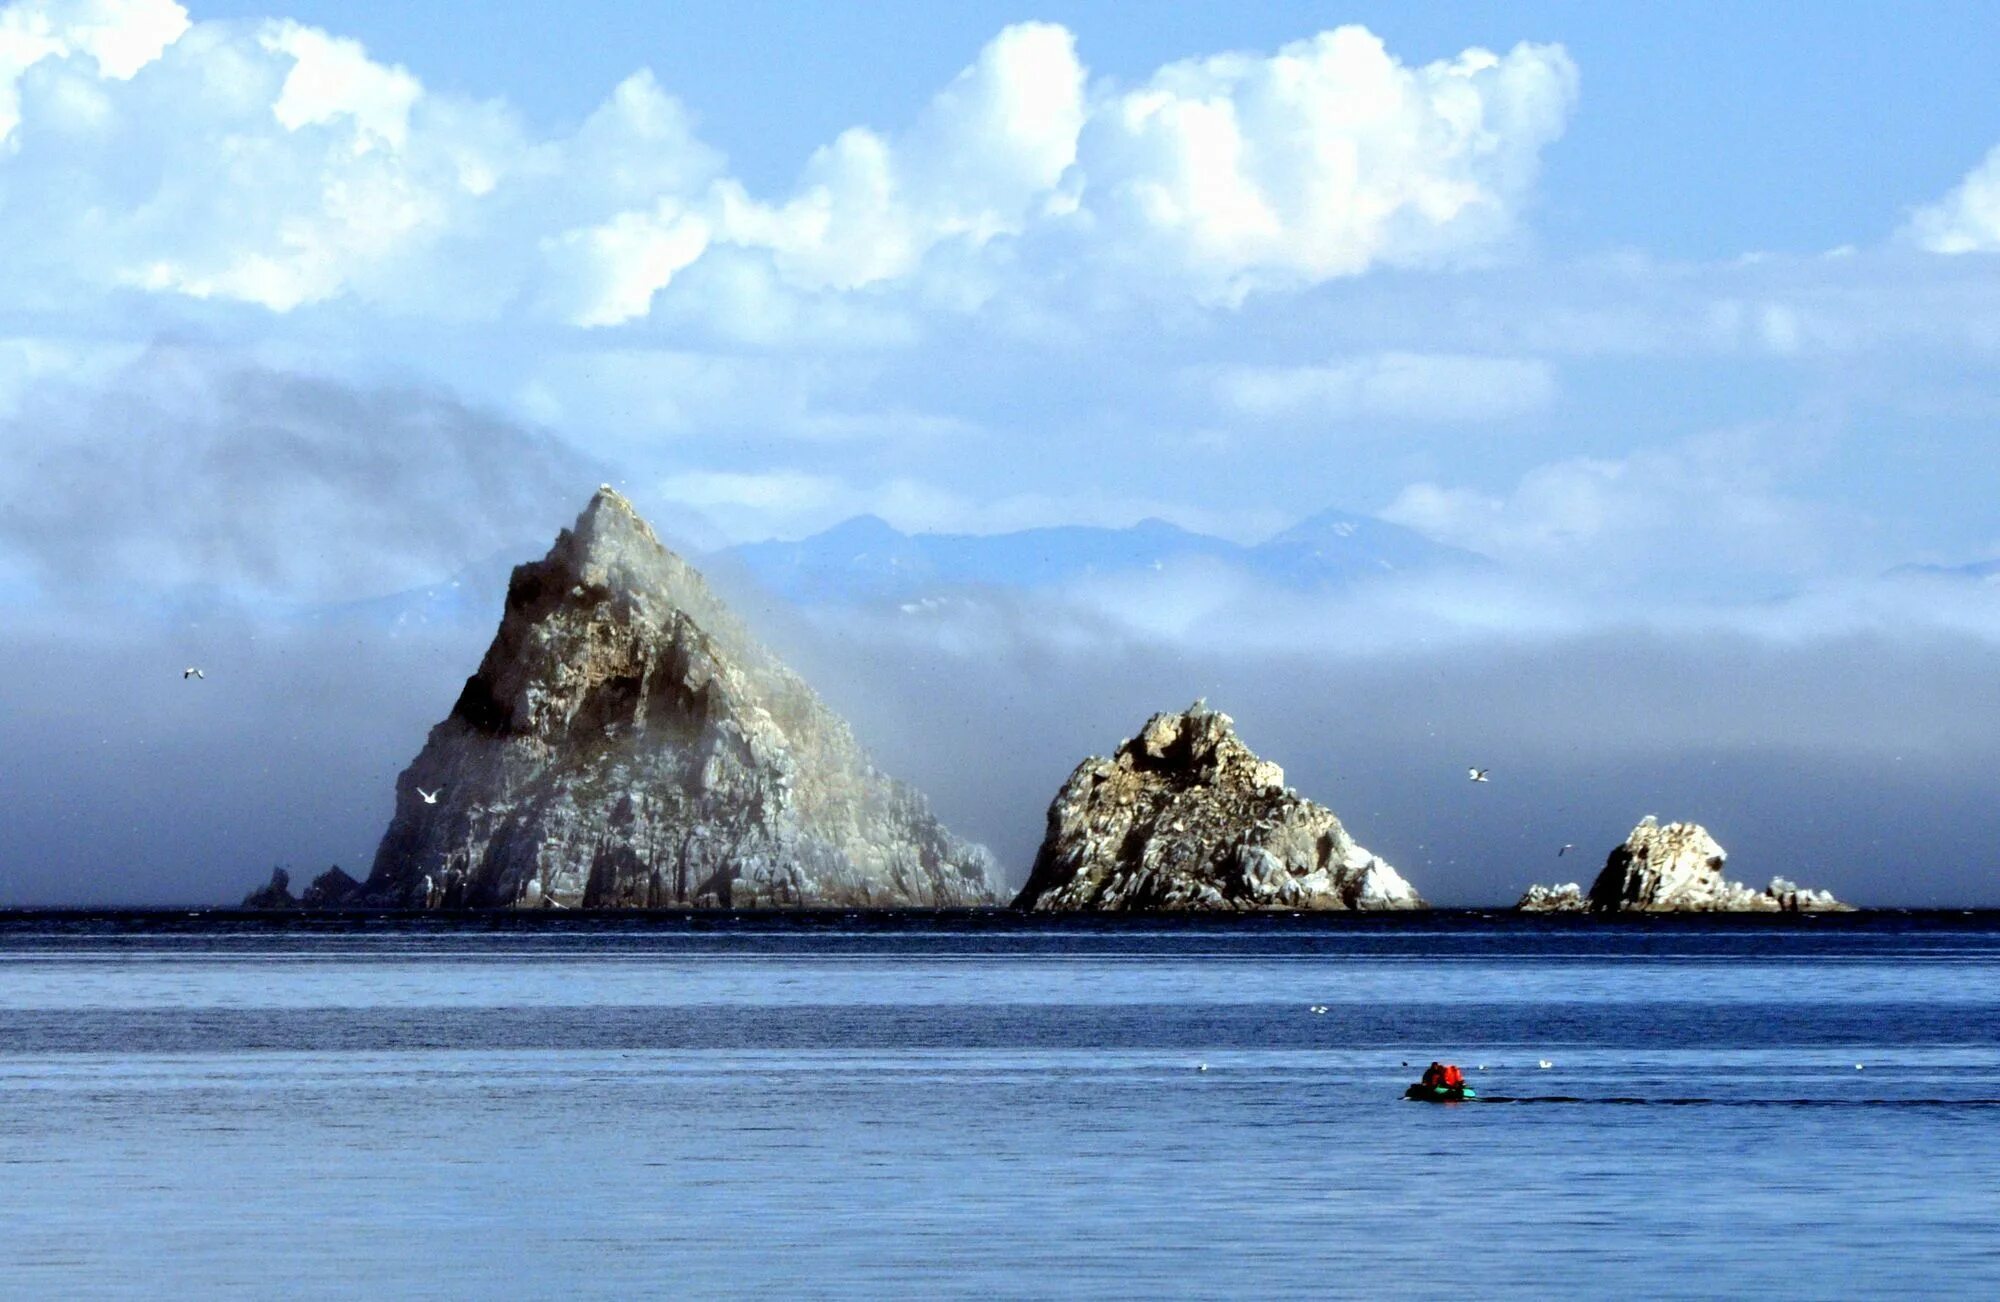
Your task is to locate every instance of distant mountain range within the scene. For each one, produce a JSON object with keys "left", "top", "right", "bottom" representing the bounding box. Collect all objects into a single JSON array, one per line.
[
  {"left": 292, "top": 508, "right": 1485, "bottom": 629},
  {"left": 721, "top": 509, "right": 1485, "bottom": 606}
]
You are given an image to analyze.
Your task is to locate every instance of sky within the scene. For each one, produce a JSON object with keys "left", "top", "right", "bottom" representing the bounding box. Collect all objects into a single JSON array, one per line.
[{"left": 2, "top": 0, "right": 2000, "bottom": 905}]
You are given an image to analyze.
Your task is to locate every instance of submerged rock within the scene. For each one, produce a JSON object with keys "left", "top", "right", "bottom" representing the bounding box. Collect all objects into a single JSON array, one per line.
[
  {"left": 1520, "top": 817, "right": 1851, "bottom": 912},
  {"left": 1013, "top": 702, "right": 1424, "bottom": 912},
  {"left": 348, "top": 487, "right": 998, "bottom": 909}
]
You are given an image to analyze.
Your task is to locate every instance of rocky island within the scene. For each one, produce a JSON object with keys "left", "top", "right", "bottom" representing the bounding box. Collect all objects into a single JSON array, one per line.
[
  {"left": 1012, "top": 702, "right": 1425, "bottom": 911},
  {"left": 1519, "top": 816, "right": 1849, "bottom": 913},
  {"left": 253, "top": 487, "right": 998, "bottom": 909}
]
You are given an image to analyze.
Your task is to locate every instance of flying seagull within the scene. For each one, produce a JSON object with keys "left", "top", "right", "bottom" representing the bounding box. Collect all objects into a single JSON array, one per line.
[
  {"left": 417, "top": 787, "right": 442, "bottom": 805},
  {"left": 182, "top": 667, "right": 204, "bottom": 680},
  {"left": 1558, "top": 843, "right": 1574, "bottom": 857},
  {"left": 1467, "top": 767, "right": 1490, "bottom": 783}
]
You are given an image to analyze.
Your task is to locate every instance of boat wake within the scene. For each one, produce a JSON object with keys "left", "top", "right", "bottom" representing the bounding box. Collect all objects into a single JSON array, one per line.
[{"left": 1471, "top": 1096, "right": 2000, "bottom": 1108}]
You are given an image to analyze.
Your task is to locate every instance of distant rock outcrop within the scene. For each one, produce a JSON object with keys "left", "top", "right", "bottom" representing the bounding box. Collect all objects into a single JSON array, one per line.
[
  {"left": 241, "top": 868, "right": 299, "bottom": 910},
  {"left": 300, "top": 867, "right": 362, "bottom": 909},
  {"left": 1013, "top": 702, "right": 1424, "bottom": 912},
  {"left": 346, "top": 487, "right": 998, "bottom": 909},
  {"left": 1516, "top": 882, "right": 1588, "bottom": 912},
  {"left": 241, "top": 866, "right": 367, "bottom": 910},
  {"left": 1520, "top": 817, "right": 1850, "bottom": 912}
]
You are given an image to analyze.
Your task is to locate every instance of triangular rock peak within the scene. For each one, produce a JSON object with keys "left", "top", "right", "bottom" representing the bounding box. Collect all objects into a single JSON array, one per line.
[
  {"left": 1014, "top": 702, "right": 1425, "bottom": 911},
  {"left": 361, "top": 487, "right": 999, "bottom": 908}
]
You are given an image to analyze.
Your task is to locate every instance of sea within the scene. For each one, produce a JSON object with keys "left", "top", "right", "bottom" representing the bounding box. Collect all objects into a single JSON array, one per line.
[{"left": 2, "top": 911, "right": 1996, "bottom": 1299}]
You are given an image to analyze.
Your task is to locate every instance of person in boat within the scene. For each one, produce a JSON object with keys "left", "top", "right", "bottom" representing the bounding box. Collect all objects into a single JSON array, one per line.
[{"left": 1420, "top": 1062, "right": 1466, "bottom": 1091}]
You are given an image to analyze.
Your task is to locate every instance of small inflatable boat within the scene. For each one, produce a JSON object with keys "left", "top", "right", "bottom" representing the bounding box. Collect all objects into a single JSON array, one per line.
[{"left": 1404, "top": 1082, "right": 1477, "bottom": 1102}]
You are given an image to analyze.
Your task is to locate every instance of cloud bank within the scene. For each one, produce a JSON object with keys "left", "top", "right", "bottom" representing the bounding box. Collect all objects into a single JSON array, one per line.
[
  {"left": 0, "top": 2, "right": 1577, "bottom": 323},
  {"left": 0, "top": 346, "right": 595, "bottom": 606}
]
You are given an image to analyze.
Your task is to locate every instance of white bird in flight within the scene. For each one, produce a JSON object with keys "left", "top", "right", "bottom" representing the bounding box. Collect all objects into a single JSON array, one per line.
[
  {"left": 417, "top": 787, "right": 442, "bottom": 804},
  {"left": 1558, "top": 844, "right": 1574, "bottom": 857},
  {"left": 182, "top": 667, "right": 204, "bottom": 680},
  {"left": 1467, "top": 767, "right": 1490, "bottom": 783}
]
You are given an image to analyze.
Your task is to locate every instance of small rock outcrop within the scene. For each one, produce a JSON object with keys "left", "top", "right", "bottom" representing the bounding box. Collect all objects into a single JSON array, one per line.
[
  {"left": 1520, "top": 817, "right": 1850, "bottom": 912},
  {"left": 348, "top": 487, "right": 998, "bottom": 909},
  {"left": 1516, "top": 882, "right": 1587, "bottom": 912},
  {"left": 301, "top": 867, "right": 363, "bottom": 909},
  {"left": 241, "top": 868, "right": 299, "bottom": 910},
  {"left": 1013, "top": 702, "right": 1424, "bottom": 912},
  {"left": 242, "top": 866, "right": 365, "bottom": 910}
]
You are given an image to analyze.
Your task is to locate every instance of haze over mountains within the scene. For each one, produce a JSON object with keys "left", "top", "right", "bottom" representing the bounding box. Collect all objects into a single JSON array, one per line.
[
  {"left": 727, "top": 510, "right": 1484, "bottom": 606},
  {"left": 288, "top": 506, "right": 1487, "bottom": 638}
]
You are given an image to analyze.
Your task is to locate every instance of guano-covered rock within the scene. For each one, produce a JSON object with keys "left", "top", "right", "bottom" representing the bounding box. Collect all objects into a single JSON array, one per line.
[
  {"left": 1013, "top": 702, "right": 1424, "bottom": 912},
  {"left": 1516, "top": 882, "right": 1588, "bottom": 912},
  {"left": 353, "top": 487, "right": 999, "bottom": 909},
  {"left": 1519, "top": 817, "right": 1850, "bottom": 912}
]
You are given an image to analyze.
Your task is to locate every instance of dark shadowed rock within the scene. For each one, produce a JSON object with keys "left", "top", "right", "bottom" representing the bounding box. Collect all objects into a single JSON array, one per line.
[
  {"left": 353, "top": 487, "right": 998, "bottom": 909},
  {"left": 1013, "top": 702, "right": 1424, "bottom": 912},
  {"left": 1521, "top": 816, "right": 1850, "bottom": 912},
  {"left": 301, "top": 866, "right": 362, "bottom": 908},
  {"left": 241, "top": 867, "right": 298, "bottom": 909}
]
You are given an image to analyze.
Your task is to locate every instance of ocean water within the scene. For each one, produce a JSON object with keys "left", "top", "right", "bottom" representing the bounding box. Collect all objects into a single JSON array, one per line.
[{"left": 2, "top": 914, "right": 1997, "bottom": 1299}]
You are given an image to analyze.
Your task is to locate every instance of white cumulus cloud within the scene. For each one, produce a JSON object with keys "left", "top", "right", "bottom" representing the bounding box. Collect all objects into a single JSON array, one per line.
[
  {"left": 0, "top": 0, "right": 187, "bottom": 140},
  {"left": 0, "top": 5, "right": 1577, "bottom": 326},
  {"left": 1074, "top": 27, "right": 1577, "bottom": 301},
  {"left": 1902, "top": 144, "right": 2000, "bottom": 253}
]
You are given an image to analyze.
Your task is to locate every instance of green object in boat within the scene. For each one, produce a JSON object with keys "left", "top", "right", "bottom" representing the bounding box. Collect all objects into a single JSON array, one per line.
[{"left": 1404, "top": 1083, "right": 1478, "bottom": 1101}]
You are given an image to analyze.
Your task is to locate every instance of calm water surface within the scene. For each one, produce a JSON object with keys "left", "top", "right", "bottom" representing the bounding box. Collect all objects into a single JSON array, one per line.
[{"left": 2, "top": 914, "right": 1997, "bottom": 1298}]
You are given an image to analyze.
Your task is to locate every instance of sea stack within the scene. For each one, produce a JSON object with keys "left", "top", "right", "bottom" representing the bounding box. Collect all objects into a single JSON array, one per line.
[
  {"left": 347, "top": 487, "right": 998, "bottom": 909},
  {"left": 1518, "top": 816, "right": 1850, "bottom": 912},
  {"left": 1013, "top": 702, "right": 1424, "bottom": 911}
]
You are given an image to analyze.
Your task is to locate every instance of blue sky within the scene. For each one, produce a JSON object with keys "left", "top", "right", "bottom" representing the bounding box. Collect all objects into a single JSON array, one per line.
[
  {"left": 4, "top": 1, "right": 2000, "bottom": 903},
  {"left": 8, "top": 0, "right": 2000, "bottom": 581}
]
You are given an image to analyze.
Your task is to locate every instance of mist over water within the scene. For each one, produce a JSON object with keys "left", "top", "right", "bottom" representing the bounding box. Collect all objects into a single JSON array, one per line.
[{"left": 5, "top": 586, "right": 1997, "bottom": 906}]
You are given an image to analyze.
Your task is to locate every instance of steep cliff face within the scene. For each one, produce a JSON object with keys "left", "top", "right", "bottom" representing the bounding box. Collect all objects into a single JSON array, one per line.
[
  {"left": 358, "top": 487, "right": 998, "bottom": 909},
  {"left": 1519, "top": 816, "right": 1849, "bottom": 912},
  {"left": 1013, "top": 703, "right": 1424, "bottom": 911}
]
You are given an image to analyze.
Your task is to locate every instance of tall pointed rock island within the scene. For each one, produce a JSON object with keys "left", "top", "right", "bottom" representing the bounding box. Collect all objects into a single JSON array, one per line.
[{"left": 360, "top": 488, "right": 999, "bottom": 908}]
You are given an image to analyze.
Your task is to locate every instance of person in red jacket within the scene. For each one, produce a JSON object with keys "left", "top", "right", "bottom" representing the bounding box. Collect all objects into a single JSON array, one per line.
[{"left": 1419, "top": 1061, "right": 1466, "bottom": 1090}]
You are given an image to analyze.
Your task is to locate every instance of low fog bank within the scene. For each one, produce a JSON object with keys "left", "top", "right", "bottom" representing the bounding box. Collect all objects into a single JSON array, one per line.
[
  {"left": 0, "top": 614, "right": 487, "bottom": 907},
  {"left": 4, "top": 564, "right": 1998, "bottom": 906},
  {"left": 777, "top": 600, "right": 2000, "bottom": 908},
  {"left": 0, "top": 347, "right": 598, "bottom": 606}
]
